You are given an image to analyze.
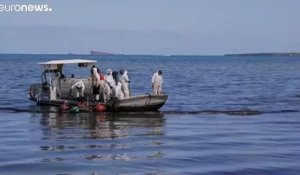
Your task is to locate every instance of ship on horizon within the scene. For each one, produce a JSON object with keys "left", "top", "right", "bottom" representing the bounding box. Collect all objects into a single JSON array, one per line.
[{"left": 90, "top": 50, "right": 115, "bottom": 56}]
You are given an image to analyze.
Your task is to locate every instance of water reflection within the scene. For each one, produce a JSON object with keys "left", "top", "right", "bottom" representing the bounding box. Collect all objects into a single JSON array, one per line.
[
  {"left": 37, "top": 112, "right": 165, "bottom": 140},
  {"left": 29, "top": 111, "right": 167, "bottom": 164}
]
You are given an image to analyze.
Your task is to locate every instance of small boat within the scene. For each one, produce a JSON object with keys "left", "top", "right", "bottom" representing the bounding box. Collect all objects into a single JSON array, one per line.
[{"left": 29, "top": 59, "right": 168, "bottom": 112}]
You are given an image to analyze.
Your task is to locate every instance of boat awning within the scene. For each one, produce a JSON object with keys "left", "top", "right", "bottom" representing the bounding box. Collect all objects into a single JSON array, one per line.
[
  {"left": 38, "top": 59, "right": 97, "bottom": 65},
  {"left": 38, "top": 59, "right": 97, "bottom": 71}
]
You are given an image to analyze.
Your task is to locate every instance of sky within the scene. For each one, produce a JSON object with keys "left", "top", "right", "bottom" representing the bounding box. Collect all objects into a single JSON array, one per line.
[{"left": 0, "top": 0, "right": 300, "bottom": 55}]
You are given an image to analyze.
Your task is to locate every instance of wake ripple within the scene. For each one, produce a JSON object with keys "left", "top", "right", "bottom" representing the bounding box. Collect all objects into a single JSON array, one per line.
[{"left": 0, "top": 107, "right": 299, "bottom": 116}]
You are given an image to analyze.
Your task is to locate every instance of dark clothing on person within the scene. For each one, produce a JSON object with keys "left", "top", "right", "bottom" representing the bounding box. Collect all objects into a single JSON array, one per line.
[
  {"left": 112, "top": 71, "right": 119, "bottom": 85},
  {"left": 93, "top": 86, "right": 100, "bottom": 95}
]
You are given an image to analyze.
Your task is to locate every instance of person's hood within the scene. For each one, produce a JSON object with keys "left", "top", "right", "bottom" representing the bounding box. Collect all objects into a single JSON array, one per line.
[
  {"left": 157, "top": 70, "right": 162, "bottom": 75},
  {"left": 106, "top": 69, "right": 112, "bottom": 75}
]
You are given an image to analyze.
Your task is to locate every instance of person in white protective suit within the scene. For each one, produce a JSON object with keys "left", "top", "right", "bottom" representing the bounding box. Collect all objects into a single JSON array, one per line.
[
  {"left": 70, "top": 80, "right": 85, "bottom": 102},
  {"left": 120, "top": 69, "right": 130, "bottom": 98},
  {"left": 92, "top": 67, "right": 101, "bottom": 102},
  {"left": 97, "top": 68, "right": 106, "bottom": 103},
  {"left": 52, "top": 71, "right": 62, "bottom": 97},
  {"left": 112, "top": 71, "right": 124, "bottom": 99},
  {"left": 104, "top": 69, "right": 115, "bottom": 101},
  {"left": 151, "top": 70, "right": 163, "bottom": 95}
]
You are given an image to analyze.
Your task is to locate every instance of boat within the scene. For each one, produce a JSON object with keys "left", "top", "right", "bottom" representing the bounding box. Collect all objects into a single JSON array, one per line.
[
  {"left": 28, "top": 59, "right": 168, "bottom": 112},
  {"left": 90, "top": 50, "right": 114, "bottom": 56}
]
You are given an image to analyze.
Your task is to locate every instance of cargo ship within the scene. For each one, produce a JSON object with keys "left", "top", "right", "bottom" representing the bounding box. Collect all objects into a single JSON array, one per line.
[{"left": 90, "top": 50, "right": 114, "bottom": 56}]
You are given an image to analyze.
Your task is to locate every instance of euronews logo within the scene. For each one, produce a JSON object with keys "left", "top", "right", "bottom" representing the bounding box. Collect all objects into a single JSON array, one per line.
[{"left": 0, "top": 4, "right": 52, "bottom": 12}]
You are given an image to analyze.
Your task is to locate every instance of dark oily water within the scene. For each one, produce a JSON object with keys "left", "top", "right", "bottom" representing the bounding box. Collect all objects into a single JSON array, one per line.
[{"left": 0, "top": 55, "right": 300, "bottom": 174}]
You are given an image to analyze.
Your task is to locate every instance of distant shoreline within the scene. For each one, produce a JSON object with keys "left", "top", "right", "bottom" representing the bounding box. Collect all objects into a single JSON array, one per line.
[
  {"left": 0, "top": 53, "right": 300, "bottom": 57},
  {"left": 224, "top": 53, "right": 300, "bottom": 57}
]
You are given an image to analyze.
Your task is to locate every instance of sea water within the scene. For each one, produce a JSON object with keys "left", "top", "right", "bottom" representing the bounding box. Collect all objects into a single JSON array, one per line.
[{"left": 0, "top": 54, "right": 300, "bottom": 174}]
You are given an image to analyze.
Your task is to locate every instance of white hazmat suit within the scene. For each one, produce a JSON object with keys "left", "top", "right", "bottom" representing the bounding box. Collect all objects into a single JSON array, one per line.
[
  {"left": 114, "top": 82, "right": 124, "bottom": 99},
  {"left": 92, "top": 67, "right": 101, "bottom": 101},
  {"left": 120, "top": 70, "right": 130, "bottom": 98},
  {"left": 71, "top": 80, "right": 85, "bottom": 98},
  {"left": 104, "top": 69, "right": 114, "bottom": 101},
  {"left": 52, "top": 72, "right": 62, "bottom": 97},
  {"left": 151, "top": 71, "right": 163, "bottom": 95}
]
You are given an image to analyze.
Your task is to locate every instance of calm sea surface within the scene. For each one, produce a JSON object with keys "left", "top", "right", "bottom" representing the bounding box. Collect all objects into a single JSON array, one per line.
[{"left": 0, "top": 54, "right": 300, "bottom": 174}]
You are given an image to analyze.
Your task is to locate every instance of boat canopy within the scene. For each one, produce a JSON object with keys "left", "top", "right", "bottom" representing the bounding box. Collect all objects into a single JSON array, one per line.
[{"left": 38, "top": 59, "right": 97, "bottom": 71}]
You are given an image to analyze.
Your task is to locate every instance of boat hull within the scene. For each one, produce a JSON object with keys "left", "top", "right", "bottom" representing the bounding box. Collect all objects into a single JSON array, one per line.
[
  {"left": 106, "top": 94, "right": 168, "bottom": 112},
  {"left": 34, "top": 94, "right": 168, "bottom": 112}
]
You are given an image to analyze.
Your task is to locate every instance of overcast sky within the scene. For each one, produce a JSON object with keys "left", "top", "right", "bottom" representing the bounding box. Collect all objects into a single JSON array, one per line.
[{"left": 0, "top": 0, "right": 300, "bottom": 55}]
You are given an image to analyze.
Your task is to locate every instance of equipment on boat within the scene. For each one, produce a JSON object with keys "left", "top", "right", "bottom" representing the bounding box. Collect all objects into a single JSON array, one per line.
[
  {"left": 60, "top": 100, "right": 70, "bottom": 111},
  {"left": 70, "top": 106, "right": 80, "bottom": 113},
  {"left": 94, "top": 103, "right": 106, "bottom": 112}
]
